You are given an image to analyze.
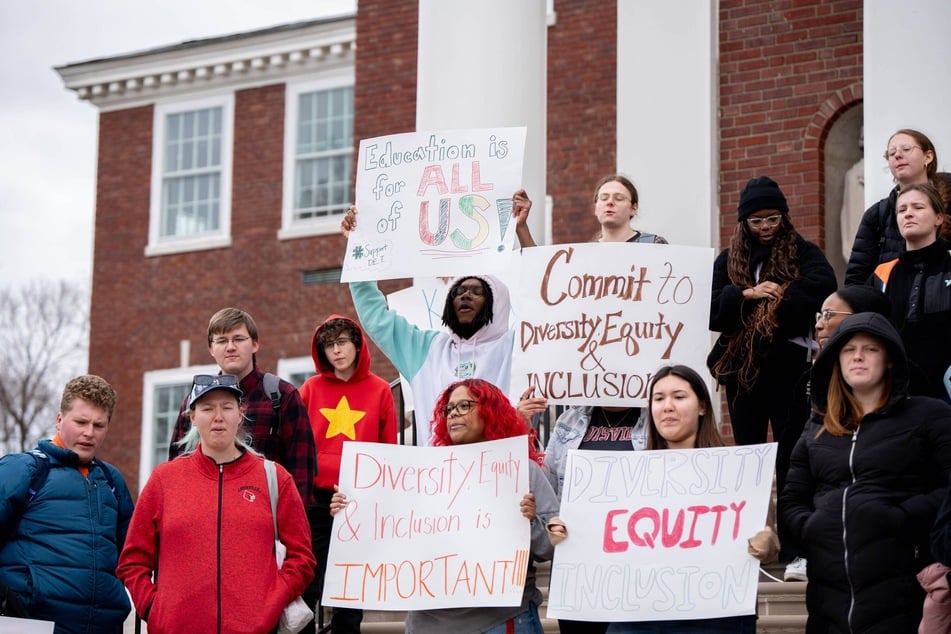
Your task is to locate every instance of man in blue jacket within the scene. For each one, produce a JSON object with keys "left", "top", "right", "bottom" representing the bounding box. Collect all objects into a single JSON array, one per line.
[{"left": 0, "top": 375, "right": 134, "bottom": 633}]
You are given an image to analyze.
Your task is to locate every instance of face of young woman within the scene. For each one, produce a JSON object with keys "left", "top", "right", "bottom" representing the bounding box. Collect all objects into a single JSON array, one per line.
[
  {"left": 815, "top": 294, "right": 854, "bottom": 350},
  {"left": 745, "top": 209, "right": 783, "bottom": 245},
  {"left": 594, "top": 180, "right": 637, "bottom": 231},
  {"left": 896, "top": 189, "right": 942, "bottom": 250},
  {"left": 445, "top": 385, "right": 486, "bottom": 445},
  {"left": 650, "top": 375, "right": 704, "bottom": 450},
  {"left": 886, "top": 132, "right": 933, "bottom": 185},
  {"left": 838, "top": 333, "right": 891, "bottom": 395},
  {"left": 189, "top": 391, "right": 242, "bottom": 455}
]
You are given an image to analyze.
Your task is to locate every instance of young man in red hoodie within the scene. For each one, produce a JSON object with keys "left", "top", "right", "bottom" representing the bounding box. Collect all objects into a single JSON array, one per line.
[{"left": 298, "top": 315, "right": 397, "bottom": 633}]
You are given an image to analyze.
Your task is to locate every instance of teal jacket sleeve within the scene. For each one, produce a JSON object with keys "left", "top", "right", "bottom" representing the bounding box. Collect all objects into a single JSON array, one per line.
[{"left": 349, "top": 281, "right": 441, "bottom": 381}]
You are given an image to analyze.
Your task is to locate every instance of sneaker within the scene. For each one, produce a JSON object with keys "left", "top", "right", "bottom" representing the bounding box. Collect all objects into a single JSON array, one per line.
[{"left": 784, "top": 557, "right": 808, "bottom": 581}]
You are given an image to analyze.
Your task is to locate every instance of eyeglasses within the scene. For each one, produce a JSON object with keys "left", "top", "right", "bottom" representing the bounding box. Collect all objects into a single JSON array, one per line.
[
  {"left": 211, "top": 335, "right": 251, "bottom": 347},
  {"left": 815, "top": 309, "right": 853, "bottom": 323},
  {"left": 450, "top": 284, "right": 485, "bottom": 298},
  {"left": 597, "top": 193, "right": 632, "bottom": 204},
  {"left": 884, "top": 144, "right": 922, "bottom": 159},
  {"left": 747, "top": 214, "right": 783, "bottom": 228},
  {"left": 443, "top": 399, "right": 478, "bottom": 417},
  {"left": 323, "top": 337, "right": 352, "bottom": 349}
]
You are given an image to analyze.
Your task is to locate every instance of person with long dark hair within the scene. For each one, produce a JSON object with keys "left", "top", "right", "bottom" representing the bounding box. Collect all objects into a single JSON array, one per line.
[
  {"left": 708, "top": 176, "right": 836, "bottom": 447},
  {"left": 781, "top": 313, "right": 951, "bottom": 632}
]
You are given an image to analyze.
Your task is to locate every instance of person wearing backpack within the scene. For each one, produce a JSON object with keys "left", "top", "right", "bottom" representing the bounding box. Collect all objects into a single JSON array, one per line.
[
  {"left": 0, "top": 375, "right": 134, "bottom": 633},
  {"left": 167, "top": 307, "right": 316, "bottom": 505}
]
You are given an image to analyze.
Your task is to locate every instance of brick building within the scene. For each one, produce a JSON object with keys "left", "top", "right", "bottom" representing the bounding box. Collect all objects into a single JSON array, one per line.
[{"left": 57, "top": 1, "right": 876, "bottom": 492}]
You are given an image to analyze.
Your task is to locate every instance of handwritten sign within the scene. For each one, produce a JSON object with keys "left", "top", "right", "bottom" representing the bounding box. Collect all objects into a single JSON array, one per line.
[
  {"left": 547, "top": 444, "right": 776, "bottom": 621},
  {"left": 322, "top": 437, "right": 531, "bottom": 610},
  {"left": 509, "top": 242, "right": 714, "bottom": 406},
  {"left": 341, "top": 128, "right": 527, "bottom": 282}
]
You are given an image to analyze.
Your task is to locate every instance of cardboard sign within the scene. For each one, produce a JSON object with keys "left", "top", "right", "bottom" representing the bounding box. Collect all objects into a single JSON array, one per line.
[
  {"left": 547, "top": 444, "right": 776, "bottom": 621},
  {"left": 510, "top": 242, "right": 714, "bottom": 406},
  {"left": 322, "top": 437, "right": 532, "bottom": 610},
  {"left": 342, "top": 128, "right": 526, "bottom": 281}
]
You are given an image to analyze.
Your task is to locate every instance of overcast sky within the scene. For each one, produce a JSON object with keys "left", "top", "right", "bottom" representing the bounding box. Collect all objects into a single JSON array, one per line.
[{"left": 0, "top": 0, "right": 356, "bottom": 289}]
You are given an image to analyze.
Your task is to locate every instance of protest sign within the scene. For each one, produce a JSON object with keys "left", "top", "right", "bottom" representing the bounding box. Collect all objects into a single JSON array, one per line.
[
  {"left": 342, "top": 127, "right": 526, "bottom": 281},
  {"left": 510, "top": 242, "right": 714, "bottom": 406},
  {"left": 322, "top": 437, "right": 532, "bottom": 610},
  {"left": 547, "top": 443, "right": 776, "bottom": 621}
]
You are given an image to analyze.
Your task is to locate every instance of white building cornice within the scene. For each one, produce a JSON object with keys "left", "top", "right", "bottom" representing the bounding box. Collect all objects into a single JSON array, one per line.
[{"left": 55, "top": 15, "right": 355, "bottom": 111}]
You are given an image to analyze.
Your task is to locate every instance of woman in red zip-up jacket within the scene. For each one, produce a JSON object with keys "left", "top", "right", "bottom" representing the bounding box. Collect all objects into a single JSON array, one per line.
[{"left": 118, "top": 374, "right": 316, "bottom": 633}]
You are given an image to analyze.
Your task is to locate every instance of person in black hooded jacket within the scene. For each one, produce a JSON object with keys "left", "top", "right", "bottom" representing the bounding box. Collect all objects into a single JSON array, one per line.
[{"left": 781, "top": 312, "right": 951, "bottom": 633}]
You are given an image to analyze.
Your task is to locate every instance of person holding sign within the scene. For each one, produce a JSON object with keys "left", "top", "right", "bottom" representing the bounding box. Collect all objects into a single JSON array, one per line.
[
  {"left": 331, "top": 378, "right": 558, "bottom": 634},
  {"left": 511, "top": 174, "right": 668, "bottom": 247},
  {"left": 708, "top": 176, "right": 836, "bottom": 447},
  {"left": 781, "top": 313, "right": 951, "bottom": 633},
  {"left": 341, "top": 208, "right": 516, "bottom": 447},
  {"left": 545, "top": 365, "right": 778, "bottom": 633},
  {"left": 118, "top": 375, "right": 316, "bottom": 634}
]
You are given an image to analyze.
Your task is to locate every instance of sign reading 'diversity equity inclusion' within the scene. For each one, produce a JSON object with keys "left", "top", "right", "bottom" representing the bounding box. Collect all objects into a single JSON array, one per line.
[
  {"left": 509, "top": 242, "right": 714, "bottom": 406},
  {"left": 341, "top": 127, "right": 527, "bottom": 282},
  {"left": 547, "top": 444, "right": 777, "bottom": 622},
  {"left": 322, "top": 437, "right": 531, "bottom": 611}
]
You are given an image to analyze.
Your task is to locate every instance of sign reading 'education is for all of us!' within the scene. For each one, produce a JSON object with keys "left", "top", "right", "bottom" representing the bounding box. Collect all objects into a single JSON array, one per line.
[{"left": 342, "top": 127, "right": 526, "bottom": 282}]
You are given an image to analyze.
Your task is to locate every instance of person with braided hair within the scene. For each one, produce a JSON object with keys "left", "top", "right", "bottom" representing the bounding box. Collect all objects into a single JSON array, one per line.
[{"left": 708, "top": 176, "right": 836, "bottom": 446}]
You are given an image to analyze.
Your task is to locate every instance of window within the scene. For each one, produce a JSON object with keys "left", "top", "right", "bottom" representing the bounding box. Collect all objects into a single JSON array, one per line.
[
  {"left": 280, "top": 78, "right": 355, "bottom": 239},
  {"left": 140, "top": 364, "right": 217, "bottom": 487},
  {"left": 277, "top": 357, "right": 316, "bottom": 388},
  {"left": 147, "top": 95, "right": 234, "bottom": 256}
]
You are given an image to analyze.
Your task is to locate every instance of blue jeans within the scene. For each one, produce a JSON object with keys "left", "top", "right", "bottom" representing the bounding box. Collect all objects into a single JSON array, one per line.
[{"left": 483, "top": 603, "right": 545, "bottom": 634}]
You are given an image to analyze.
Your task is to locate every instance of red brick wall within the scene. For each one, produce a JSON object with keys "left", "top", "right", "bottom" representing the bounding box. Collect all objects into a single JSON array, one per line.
[
  {"left": 719, "top": 0, "right": 863, "bottom": 247},
  {"left": 547, "top": 0, "right": 617, "bottom": 243}
]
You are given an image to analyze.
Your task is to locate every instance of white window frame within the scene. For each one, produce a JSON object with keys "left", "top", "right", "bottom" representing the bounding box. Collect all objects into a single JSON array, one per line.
[
  {"left": 146, "top": 94, "right": 234, "bottom": 256},
  {"left": 139, "top": 363, "right": 217, "bottom": 489},
  {"left": 278, "top": 73, "right": 355, "bottom": 241},
  {"left": 276, "top": 356, "right": 316, "bottom": 387}
]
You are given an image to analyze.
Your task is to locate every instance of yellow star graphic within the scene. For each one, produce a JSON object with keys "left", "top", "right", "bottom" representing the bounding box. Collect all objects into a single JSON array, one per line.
[{"left": 321, "top": 396, "right": 366, "bottom": 440}]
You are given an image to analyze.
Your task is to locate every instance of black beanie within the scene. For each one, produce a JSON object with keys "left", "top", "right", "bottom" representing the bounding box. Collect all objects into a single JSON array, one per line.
[{"left": 737, "top": 176, "right": 789, "bottom": 222}]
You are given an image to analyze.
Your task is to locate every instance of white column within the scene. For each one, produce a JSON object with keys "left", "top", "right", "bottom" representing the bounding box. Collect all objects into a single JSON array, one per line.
[
  {"left": 616, "top": 1, "right": 718, "bottom": 248},
  {"left": 864, "top": 0, "right": 951, "bottom": 205},
  {"left": 417, "top": 0, "right": 548, "bottom": 243}
]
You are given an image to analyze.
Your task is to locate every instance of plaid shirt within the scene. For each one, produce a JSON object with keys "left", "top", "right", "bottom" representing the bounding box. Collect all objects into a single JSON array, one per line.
[{"left": 168, "top": 367, "right": 316, "bottom": 503}]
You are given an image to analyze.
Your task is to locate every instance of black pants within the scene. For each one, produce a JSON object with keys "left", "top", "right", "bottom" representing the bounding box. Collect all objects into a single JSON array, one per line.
[
  {"left": 725, "top": 340, "right": 811, "bottom": 447},
  {"left": 300, "top": 489, "right": 362, "bottom": 634}
]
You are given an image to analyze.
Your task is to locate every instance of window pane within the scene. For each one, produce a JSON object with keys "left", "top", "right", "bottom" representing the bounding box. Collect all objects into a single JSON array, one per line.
[
  {"left": 160, "top": 105, "right": 224, "bottom": 240},
  {"left": 152, "top": 383, "right": 190, "bottom": 470},
  {"left": 292, "top": 86, "right": 353, "bottom": 222}
]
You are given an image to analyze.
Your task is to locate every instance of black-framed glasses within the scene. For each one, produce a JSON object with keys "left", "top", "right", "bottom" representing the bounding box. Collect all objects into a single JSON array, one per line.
[
  {"left": 443, "top": 399, "right": 478, "bottom": 417},
  {"left": 815, "top": 309, "right": 853, "bottom": 323},
  {"left": 323, "top": 337, "right": 353, "bottom": 349},
  {"left": 450, "top": 284, "right": 485, "bottom": 298},
  {"left": 747, "top": 214, "right": 783, "bottom": 228},
  {"left": 193, "top": 374, "right": 239, "bottom": 388}
]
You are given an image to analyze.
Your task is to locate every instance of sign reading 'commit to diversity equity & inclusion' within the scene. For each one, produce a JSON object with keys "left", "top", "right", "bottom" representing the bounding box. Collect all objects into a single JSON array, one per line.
[
  {"left": 548, "top": 444, "right": 776, "bottom": 622},
  {"left": 510, "top": 241, "right": 714, "bottom": 406},
  {"left": 322, "top": 437, "right": 532, "bottom": 611},
  {"left": 341, "top": 127, "right": 527, "bottom": 282}
]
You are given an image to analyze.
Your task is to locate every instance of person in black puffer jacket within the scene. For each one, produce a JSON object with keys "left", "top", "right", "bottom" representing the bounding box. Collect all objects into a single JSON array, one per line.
[
  {"left": 781, "top": 312, "right": 951, "bottom": 633},
  {"left": 844, "top": 128, "right": 951, "bottom": 285}
]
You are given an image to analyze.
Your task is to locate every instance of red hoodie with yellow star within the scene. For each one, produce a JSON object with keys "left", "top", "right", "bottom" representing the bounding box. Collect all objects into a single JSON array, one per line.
[{"left": 299, "top": 314, "right": 398, "bottom": 491}]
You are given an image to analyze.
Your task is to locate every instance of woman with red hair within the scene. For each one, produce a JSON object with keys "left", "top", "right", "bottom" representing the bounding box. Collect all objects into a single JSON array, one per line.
[{"left": 332, "top": 378, "right": 558, "bottom": 633}]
